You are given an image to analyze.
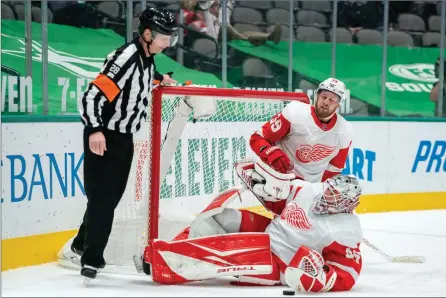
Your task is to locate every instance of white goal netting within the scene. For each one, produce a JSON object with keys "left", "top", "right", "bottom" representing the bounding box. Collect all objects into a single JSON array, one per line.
[{"left": 59, "top": 86, "right": 309, "bottom": 274}]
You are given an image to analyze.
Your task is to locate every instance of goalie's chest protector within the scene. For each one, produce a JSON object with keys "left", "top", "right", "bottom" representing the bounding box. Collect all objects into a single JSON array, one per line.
[{"left": 265, "top": 184, "right": 360, "bottom": 266}]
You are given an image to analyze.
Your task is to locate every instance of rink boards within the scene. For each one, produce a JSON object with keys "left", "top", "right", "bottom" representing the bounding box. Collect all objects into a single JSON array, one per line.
[{"left": 2, "top": 120, "right": 446, "bottom": 270}]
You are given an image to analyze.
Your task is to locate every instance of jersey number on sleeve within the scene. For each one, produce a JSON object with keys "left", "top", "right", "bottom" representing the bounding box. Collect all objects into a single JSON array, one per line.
[
  {"left": 109, "top": 64, "right": 121, "bottom": 75},
  {"left": 345, "top": 247, "right": 361, "bottom": 264},
  {"left": 270, "top": 113, "right": 283, "bottom": 132}
]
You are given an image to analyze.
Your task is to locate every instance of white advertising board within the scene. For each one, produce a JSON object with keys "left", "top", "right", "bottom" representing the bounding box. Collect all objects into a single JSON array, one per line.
[{"left": 1, "top": 121, "right": 445, "bottom": 239}]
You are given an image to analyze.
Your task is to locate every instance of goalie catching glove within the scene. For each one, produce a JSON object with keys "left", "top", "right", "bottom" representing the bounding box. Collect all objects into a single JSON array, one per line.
[{"left": 285, "top": 246, "right": 337, "bottom": 293}]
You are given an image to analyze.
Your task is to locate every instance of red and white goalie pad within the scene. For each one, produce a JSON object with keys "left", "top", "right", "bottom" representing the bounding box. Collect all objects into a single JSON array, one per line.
[
  {"left": 145, "top": 233, "right": 273, "bottom": 285},
  {"left": 284, "top": 246, "right": 337, "bottom": 293},
  {"left": 172, "top": 186, "right": 245, "bottom": 241}
]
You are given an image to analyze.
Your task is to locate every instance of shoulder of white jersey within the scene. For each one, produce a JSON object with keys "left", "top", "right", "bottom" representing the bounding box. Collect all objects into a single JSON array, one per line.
[
  {"left": 335, "top": 114, "right": 354, "bottom": 138},
  {"left": 282, "top": 101, "right": 311, "bottom": 123},
  {"left": 326, "top": 213, "right": 363, "bottom": 247},
  {"left": 290, "top": 181, "right": 324, "bottom": 204},
  {"left": 106, "top": 43, "right": 138, "bottom": 64}
]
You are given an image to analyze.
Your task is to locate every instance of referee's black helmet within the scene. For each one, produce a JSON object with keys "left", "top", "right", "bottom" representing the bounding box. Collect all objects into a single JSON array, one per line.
[{"left": 138, "top": 7, "right": 177, "bottom": 36}]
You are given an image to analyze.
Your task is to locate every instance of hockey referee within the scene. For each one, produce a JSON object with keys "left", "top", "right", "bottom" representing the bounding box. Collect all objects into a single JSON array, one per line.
[{"left": 71, "top": 7, "right": 178, "bottom": 280}]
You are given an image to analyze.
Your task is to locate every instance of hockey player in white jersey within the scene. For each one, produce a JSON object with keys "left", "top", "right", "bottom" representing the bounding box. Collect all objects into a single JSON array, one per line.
[
  {"left": 250, "top": 77, "right": 352, "bottom": 183},
  {"left": 144, "top": 159, "right": 363, "bottom": 293}
]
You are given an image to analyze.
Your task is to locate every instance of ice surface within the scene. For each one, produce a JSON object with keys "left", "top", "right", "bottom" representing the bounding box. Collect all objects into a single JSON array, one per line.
[{"left": 2, "top": 210, "right": 446, "bottom": 297}]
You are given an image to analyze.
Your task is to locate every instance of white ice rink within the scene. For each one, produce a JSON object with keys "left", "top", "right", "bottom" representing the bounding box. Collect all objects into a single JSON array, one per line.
[{"left": 2, "top": 210, "right": 446, "bottom": 297}]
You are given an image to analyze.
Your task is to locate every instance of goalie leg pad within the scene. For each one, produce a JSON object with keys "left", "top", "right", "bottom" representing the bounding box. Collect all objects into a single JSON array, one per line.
[
  {"left": 172, "top": 227, "right": 190, "bottom": 241},
  {"left": 146, "top": 233, "right": 273, "bottom": 285},
  {"left": 231, "top": 253, "right": 281, "bottom": 286},
  {"left": 173, "top": 207, "right": 244, "bottom": 241},
  {"left": 175, "top": 187, "right": 243, "bottom": 239}
]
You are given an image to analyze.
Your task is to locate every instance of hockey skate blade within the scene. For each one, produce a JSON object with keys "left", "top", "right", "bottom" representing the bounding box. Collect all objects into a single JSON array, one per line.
[
  {"left": 83, "top": 277, "right": 93, "bottom": 287},
  {"left": 81, "top": 265, "right": 98, "bottom": 286},
  {"left": 391, "top": 256, "right": 425, "bottom": 263}
]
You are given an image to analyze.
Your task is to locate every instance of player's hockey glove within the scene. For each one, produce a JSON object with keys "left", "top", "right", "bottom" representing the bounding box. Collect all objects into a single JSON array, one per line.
[{"left": 259, "top": 146, "right": 293, "bottom": 174}]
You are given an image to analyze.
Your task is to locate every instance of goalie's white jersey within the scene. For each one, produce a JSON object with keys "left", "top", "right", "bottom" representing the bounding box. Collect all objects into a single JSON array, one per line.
[
  {"left": 251, "top": 101, "right": 353, "bottom": 182},
  {"left": 265, "top": 181, "right": 363, "bottom": 287}
]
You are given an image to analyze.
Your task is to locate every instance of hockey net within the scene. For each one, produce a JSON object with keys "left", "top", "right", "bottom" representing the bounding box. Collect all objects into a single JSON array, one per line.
[{"left": 59, "top": 85, "right": 309, "bottom": 273}]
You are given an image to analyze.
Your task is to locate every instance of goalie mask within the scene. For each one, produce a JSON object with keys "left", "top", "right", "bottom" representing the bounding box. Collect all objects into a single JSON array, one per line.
[{"left": 312, "top": 175, "right": 361, "bottom": 215}]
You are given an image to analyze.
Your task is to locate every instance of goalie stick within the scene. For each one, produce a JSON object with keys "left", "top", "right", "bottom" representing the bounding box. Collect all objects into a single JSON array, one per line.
[
  {"left": 361, "top": 237, "right": 425, "bottom": 264},
  {"left": 234, "top": 161, "right": 426, "bottom": 265}
]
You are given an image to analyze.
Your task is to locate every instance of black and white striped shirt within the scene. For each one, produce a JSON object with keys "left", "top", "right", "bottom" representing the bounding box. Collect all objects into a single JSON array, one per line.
[{"left": 79, "top": 38, "right": 154, "bottom": 135}]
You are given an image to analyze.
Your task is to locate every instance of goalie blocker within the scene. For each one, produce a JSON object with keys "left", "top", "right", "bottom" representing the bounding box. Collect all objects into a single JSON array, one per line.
[{"left": 143, "top": 159, "right": 363, "bottom": 293}]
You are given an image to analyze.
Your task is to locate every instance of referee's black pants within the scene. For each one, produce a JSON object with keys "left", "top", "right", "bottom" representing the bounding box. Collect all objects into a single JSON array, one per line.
[{"left": 72, "top": 128, "right": 134, "bottom": 268}]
